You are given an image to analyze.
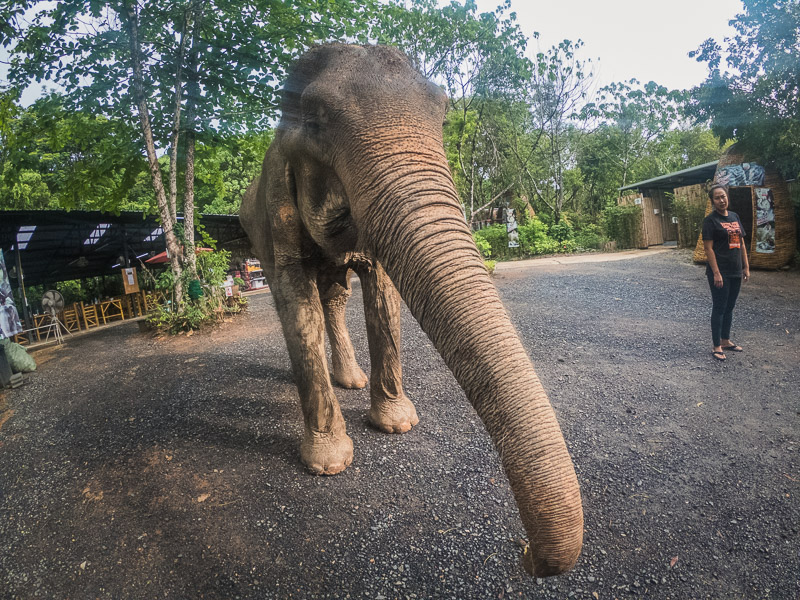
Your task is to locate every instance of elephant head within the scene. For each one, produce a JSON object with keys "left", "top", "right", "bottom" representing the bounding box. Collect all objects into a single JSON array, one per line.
[{"left": 241, "top": 44, "right": 583, "bottom": 576}]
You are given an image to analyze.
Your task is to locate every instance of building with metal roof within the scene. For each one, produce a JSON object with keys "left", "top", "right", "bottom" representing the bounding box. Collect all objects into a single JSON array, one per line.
[{"left": 0, "top": 210, "right": 247, "bottom": 287}]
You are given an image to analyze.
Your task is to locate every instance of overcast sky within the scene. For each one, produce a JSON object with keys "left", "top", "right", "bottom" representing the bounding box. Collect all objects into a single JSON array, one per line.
[
  {"left": 3, "top": 0, "right": 744, "bottom": 106},
  {"left": 470, "top": 0, "right": 743, "bottom": 91}
]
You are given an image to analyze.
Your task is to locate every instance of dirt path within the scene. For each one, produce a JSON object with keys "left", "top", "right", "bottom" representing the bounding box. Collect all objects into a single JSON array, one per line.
[{"left": 1, "top": 249, "right": 798, "bottom": 599}]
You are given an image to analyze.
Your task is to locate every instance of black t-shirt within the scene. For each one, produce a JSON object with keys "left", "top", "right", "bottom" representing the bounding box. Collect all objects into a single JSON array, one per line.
[{"left": 702, "top": 211, "right": 745, "bottom": 277}]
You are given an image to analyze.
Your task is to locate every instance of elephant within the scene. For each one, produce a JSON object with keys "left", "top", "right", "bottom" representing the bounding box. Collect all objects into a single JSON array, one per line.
[{"left": 239, "top": 43, "right": 583, "bottom": 577}]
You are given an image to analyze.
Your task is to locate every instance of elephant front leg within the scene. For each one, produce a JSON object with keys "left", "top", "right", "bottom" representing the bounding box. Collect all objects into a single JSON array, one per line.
[
  {"left": 318, "top": 266, "right": 368, "bottom": 389},
  {"left": 358, "top": 262, "right": 419, "bottom": 433},
  {"left": 272, "top": 271, "right": 353, "bottom": 475}
]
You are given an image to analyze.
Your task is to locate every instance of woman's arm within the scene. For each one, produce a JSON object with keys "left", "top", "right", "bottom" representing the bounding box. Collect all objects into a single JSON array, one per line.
[
  {"left": 704, "top": 240, "right": 723, "bottom": 288},
  {"left": 741, "top": 240, "right": 750, "bottom": 282}
]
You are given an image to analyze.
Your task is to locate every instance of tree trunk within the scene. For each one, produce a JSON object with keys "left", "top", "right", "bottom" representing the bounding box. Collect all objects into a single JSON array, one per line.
[
  {"left": 122, "top": 0, "right": 183, "bottom": 305},
  {"left": 182, "top": 2, "right": 202, "bottom": 280}
]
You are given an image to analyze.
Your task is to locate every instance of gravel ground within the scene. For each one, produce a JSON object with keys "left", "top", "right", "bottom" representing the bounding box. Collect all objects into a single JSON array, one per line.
[{"left": 1, "top": 248, "right": 798, "bottom": 599}]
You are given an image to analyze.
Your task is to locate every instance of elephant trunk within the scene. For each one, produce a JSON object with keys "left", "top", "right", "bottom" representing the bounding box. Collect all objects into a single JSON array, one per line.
[{"left": 357, "top": 165, "right": 583, "bottom": 576}]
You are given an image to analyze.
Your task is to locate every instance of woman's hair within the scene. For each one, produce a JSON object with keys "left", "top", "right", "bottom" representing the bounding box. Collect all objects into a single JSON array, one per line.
[{"left": 708, "top": 183, "right": 728, "bottom": 200}]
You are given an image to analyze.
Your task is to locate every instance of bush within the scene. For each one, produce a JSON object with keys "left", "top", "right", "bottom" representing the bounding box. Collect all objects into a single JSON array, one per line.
[
  {"left": 672, "top": 195, "right": 707, "bottom": 249},
  {"left": 518, "top": 218, "right": 563, "bottom": 255},
  {"left": 549, "top": 218, "right": 574, "bottom": 243},
  {"left": 573, "top": 223, "right": 607, "bottom": 250},
  {"left": 473, "top": 233, "right": 492, "bottom": 259},
  {"left": 603, "top": 205, "right": 643, "bottom": 249},
  {"left": 145, "top": 248, "right": 247, "bottom": 333},
  {"left": 473, "top": 225, "right": 509, "bottom": 259}
]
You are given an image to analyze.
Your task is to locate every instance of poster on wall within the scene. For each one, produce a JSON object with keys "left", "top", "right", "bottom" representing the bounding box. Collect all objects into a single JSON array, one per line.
[
  {"left": 505, "top": 208, "right": 520, "bottom": 248},
  {"left": 714, "top": 162, "right": 765, "bottom": 187},
  {"left": 755, "top": 187, "right": 776, "bottom": 254},
  {"left": 0, "top": 249, "right": 24, "bottom": 340}
]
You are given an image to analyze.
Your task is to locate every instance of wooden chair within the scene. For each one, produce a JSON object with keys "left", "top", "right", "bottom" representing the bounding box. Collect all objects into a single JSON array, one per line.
[
  {"left": 143, "top": 291, "right": 163, "bottom": 313},
  {"left": 32, "top": 314, "right": 49, "bottom": 341},
  {"left": 131, "top": 292, "right": 145, "bottom": 316},
  {"left": 81, "top": 303, "right": 100, "bottom": 329},
  {"left": 99, "top": 298, "right": 124, "bottom": 323},
  {"left": 61, "top": 303, "right": 82, "bottom": 333}
]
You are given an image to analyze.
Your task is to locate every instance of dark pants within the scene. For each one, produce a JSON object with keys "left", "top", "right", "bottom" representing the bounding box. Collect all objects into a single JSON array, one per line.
[{"left": 707, "top": 272, "right": 742, "bottom": 347}]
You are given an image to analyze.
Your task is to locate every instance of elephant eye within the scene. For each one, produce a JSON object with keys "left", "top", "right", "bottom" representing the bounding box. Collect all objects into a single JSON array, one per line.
[{"left": 305, "top": 120, "right": 320, "bottom": 135}]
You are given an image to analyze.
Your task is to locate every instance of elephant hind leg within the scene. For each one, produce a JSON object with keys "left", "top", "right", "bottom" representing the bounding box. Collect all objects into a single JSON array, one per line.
[
  {"left": 319, "top": 266, "right": 368, "bottom": 390},
  {"left": 358, "top": 261, "right": 419, "bottom": 434}
]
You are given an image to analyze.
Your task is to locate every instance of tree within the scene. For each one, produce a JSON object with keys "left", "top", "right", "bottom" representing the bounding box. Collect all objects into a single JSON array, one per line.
[
  {"left": 373, "top": 0, "right": 532, "bottom": 224},
  {"left": 688, "top": 0, "right": 800, "bottom": 177},
  {"left": 512, "top": 40, "right": 594, "bottom": 222},
  {"left": 583, "top": 79, "right": 686, "bottom": 189},
  {"left": 3, "top": 0, "right": 377, "bottom": 304},
  {"left": 0, "top": 93, "right": 145, "bottom": 211}
]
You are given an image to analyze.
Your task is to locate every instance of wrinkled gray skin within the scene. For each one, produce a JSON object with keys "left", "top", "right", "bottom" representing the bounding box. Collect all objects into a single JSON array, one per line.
[{"left": 239, "top": 44, "right": 583, "bottom": 576}]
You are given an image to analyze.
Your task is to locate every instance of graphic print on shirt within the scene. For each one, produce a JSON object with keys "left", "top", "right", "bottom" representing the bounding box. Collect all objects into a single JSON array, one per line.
[{"left": 721, "top": 221, "right": 742, "bottom": 249}]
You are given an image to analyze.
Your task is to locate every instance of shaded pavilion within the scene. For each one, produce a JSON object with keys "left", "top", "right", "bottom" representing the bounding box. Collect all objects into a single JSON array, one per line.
[{"left": 0, "top": 210, "right": 247, "bottom": 326}]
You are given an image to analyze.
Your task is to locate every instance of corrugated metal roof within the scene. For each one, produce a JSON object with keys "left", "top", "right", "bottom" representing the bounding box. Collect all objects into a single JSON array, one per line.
[
  {"left": 0, "top": 210, "right": 246, "bottom": 287},
  {"left": 619, "top": 161, "right": 719, "bottom": 192}
]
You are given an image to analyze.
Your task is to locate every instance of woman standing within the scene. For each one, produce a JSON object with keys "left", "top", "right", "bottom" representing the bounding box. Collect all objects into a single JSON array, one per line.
[{"left": 702, "top": 184, "right": 750, "bottom": 361}]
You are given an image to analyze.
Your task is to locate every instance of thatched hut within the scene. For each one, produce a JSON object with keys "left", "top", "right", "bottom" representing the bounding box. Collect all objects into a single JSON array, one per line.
[{"left": 693, "top": 146, "right": 797, "bottom": 269}]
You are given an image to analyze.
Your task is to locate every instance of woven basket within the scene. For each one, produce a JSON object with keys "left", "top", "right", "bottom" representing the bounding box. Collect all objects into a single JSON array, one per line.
[{"left": 693, "top": 145, "right": 797, "bottom": 269}]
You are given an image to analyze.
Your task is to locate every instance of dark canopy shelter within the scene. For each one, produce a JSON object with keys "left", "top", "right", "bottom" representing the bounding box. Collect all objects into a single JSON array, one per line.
[{"left": 0, "top": 210, "right": 247, "bottom": 287}]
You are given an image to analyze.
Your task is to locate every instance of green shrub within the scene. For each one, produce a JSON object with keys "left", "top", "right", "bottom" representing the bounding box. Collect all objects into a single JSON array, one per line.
[
  {"left": 483, "top": 259, "right": 496, "bottom": 274},
  {"left": 573, "top": 223, "right": 607, "bottom": 250},
  {"left": 603, "top": 205, "right": 643, "bottom": 249},
  {"left": 549, "top": 218, "right": 574, "bottom": 243},
  {"left": 473, "top": 225, "right": 509, "bottom": 259},
  {"left": 671, "top": 194, "right": 707, "bottom": 249},
  {"left": 145, "top": 247, "right": 247, "bottom": 333},
  {"left": 473, "top": 234, "right": 492, "bottom": 259},
  {"left": 517, "top": 218, "right": 562, "bottom": 255}
]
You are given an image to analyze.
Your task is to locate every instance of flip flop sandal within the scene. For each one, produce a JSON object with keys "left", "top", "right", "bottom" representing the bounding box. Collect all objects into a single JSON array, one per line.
[
  {"left": 712, "top": 351, "right": 726, "bottom": 361},
  {"left": 722, "top": 344, "right": 743, "bottom": 352}
]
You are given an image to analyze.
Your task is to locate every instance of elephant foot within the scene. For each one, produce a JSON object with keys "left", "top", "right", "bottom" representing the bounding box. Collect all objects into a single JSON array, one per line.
[
  {"left": 332, "top": 363, "right": 369, "bottom": 389},
  {"left": 369, "top": 395, "right": 419, "bottom": 434},
  {"left": 301, "top": 428, "right": 354, "bottom": 475}
]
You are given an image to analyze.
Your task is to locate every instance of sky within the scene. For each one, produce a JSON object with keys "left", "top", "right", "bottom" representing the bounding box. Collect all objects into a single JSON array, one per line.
[
  {"left": 469, "top": 0, "right": 743, "bottom": 91},
  {"left": 2, "top": 0, "right": 744, "bottom": 106}
]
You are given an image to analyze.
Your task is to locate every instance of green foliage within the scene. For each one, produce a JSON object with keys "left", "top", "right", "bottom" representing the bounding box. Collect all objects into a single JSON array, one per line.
[
  {"left": 515, "top": 217, "right": 577, "bottom": 256},
  {"left": 194, "top": 249, "right": 232, "bottom": 289},
  {"left": 0, "top": 95, "right": 146, "bottom": 211},
  {"left": 688, "top": 0, "right": 800, "bottom": 178},
  {"left": 144, "top": 248, "right": 245, "bottom": 333},
  {"left": 573, "top": 223, "right": 607, "bottom": 250},
  {"left": 603, "top": 205, "right": 643, "bottom": 249},
  {"left": 473, "top": 233, "right": 492, "bottom": 259},
  {"left": 155, "top": 270, "right": 175, "bottom": 292},
  {"left": 483, "top": 260, "right": 496, "bottom": 274},
  {"left": 194, "top": 131, "right": 274, "bottom": 214},
  {"left": 3, "top": 0, "right": 378, "bottom": 138},
  {"left": 473, "top": 225, "right": 509, "bottom": 259},
  {"left": 549, "top": 218, "right": 574, "bottom": 243},
  {"left": 671, "top": 193, "right": 708, "bottom": 249}
]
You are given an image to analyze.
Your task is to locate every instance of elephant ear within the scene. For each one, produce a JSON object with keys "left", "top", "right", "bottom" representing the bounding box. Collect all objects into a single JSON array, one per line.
[{"left": 259, "top": 144, "right": 311, "bottom": 268}]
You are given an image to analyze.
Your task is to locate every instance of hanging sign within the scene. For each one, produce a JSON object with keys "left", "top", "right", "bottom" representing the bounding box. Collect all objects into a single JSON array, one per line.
[
  {"left": 122, "top": 267, "right": 140, "bottom": 294},
  {"left": 0, "top": 250, "right": 23, "bottom": 339}
]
